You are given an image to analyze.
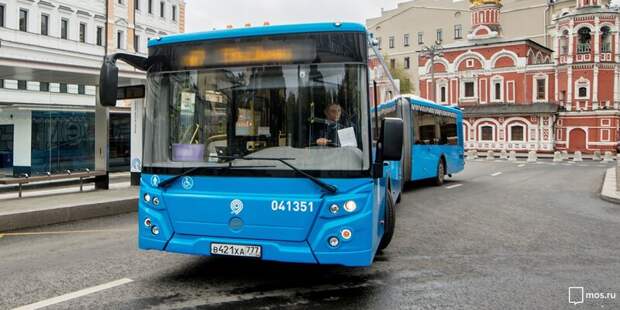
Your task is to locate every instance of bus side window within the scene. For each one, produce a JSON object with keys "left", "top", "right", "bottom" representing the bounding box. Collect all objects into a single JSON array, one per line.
[
  {"left": 415, "top": 110, "right": 436, "bottom": 145},
  {"left": 438, "top": 115, "right": 458, "bottom": 145}
]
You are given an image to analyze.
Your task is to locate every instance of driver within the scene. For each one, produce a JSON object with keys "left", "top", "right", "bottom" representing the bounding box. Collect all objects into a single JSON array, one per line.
[{"left": 314, "top": 102, "right": 351, "bottom": 146}]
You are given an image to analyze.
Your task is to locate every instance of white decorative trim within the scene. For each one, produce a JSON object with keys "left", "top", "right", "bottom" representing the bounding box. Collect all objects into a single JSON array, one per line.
[
  {"left": 533, "top": 73, "right": 549, "bottom": 103},
  {"left": 508, "top": 123, "right": 527, "bottom": 142},
  {"left": 575, "top": 77, "right": 590, "bottom": 100},
  {"left": 490, "top": 75, "right": 504, "bottom": 103}
]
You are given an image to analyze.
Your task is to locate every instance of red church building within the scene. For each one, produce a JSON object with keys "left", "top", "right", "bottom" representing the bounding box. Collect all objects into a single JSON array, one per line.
[{"left": 418, "top": 0, "right": 620, "bottom": 154}]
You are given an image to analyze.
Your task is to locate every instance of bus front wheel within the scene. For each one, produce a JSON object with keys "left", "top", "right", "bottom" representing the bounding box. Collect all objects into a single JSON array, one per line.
[
  {"left": 434, "top": 160, "right": 445, "bottom": 186},
  {"left": 378, "top": 191, "right": 396, "bottom": 251}
]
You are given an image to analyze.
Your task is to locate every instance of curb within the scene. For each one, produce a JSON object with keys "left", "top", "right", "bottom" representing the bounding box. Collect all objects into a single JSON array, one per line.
[
  {"left": 600, "top": 168, "right": 620, "bottom": 204},
  {"left": 0, "top": 198, "right": 138, "bottom": 232}
]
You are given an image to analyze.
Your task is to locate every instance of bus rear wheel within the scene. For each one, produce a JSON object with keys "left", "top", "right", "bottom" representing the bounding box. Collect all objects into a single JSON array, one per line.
[
  {"left": 434, "top": 160, "right": 445, "bottom": 186},
  {"left": 378, "top": 191, "right": 396, "bottom": 251}
]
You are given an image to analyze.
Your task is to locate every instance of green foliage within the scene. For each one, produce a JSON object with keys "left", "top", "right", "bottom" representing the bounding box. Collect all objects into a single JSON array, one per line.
[{"left": 383, "top": 54, "right": 414, "bottom": 94}]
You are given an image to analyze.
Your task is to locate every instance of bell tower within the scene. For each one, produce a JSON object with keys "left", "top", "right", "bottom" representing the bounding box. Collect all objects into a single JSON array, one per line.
[{"left": 468, "top": 0, "right": 502, "bottom": 40}]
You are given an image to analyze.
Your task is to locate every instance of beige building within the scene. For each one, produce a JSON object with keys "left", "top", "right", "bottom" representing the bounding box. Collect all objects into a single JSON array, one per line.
[{"left": 366, "top": 0, "right": 577, "bottom": 93}]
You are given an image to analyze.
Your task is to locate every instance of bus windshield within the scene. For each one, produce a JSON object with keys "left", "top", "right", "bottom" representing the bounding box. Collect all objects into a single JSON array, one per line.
[{"left": 143, "top": 63, "right": 370, "bottom": 174}]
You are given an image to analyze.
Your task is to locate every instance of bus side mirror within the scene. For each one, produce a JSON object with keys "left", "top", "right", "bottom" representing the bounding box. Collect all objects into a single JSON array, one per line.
[
  {"left": 381, "top": 117, "right": 403, "bottom": 161},
  {"left": 100, "top": 56, "right": 119, "bottom": 107}
]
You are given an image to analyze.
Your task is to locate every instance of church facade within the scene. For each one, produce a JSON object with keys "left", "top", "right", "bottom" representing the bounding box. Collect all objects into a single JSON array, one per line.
[{"left": 418, "top": 0, "right": 620, "bottom": 154}]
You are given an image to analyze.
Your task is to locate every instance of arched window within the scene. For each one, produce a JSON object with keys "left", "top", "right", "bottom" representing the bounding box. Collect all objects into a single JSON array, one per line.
[
  {"left": 510, "top": 125, "right": 525, "bottom": 142},
  {"left": 480, "top": 125, "right": 494, "bottom": 141},
  {"left": 560, "top": 30, "right": 569, "bottom": 55},
  {"left": 577, "top": 28, "right": 591, "bottom": 54},
  {"left": 601, "top": 26, "right": 612, "bottom": 53}
]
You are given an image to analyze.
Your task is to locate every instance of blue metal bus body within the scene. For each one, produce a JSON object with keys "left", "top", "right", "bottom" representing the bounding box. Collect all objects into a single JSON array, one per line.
[
  {"left": 137, "top": 22, "right": 401, "bottom": 267},
  {"left": 376, "top": 95, "right": 464, "bottom": 190}
]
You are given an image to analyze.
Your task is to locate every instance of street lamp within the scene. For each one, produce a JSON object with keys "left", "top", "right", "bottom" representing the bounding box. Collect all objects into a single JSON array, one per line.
[{"left": 421, "top": 40, "right": 444, "bottom": 102}]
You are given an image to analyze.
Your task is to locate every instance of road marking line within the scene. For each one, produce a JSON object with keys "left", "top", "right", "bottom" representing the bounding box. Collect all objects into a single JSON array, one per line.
[
  {"left": 13, "top": 278, "right": 133, "bottom": 310},
  {"left": 0, "top": 229, "right": 133, "bottom": 237},
  {"left": 518, "top": 164, "right": 526, "bottom": 167},
  {"left": 491, "top": 172, "right": 503, "bottom": 177},
  {"left": 445, "top": 184, "right": 463, "bottom": 189}
]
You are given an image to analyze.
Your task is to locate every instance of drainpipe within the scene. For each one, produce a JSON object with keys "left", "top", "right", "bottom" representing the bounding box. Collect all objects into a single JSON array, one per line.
[{"left": 105, "top": 0, "right": 109, "bottom": 57}]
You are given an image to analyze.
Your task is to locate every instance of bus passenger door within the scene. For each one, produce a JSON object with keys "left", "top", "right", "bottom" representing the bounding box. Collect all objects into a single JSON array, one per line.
[{"left": 412, "top": 109, "right": 437, "bottom": 180}]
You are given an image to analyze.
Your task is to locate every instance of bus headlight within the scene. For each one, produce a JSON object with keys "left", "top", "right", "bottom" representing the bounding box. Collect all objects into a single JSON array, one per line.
[
  {"left": 152, "top": 197, "right": 160, "bottom": 206},
  {"left": 329, "top": 204, "right": 339, "bottom": 214},
  {"left": 143, "top": 193, "right": 151, "bottom": 203},
  {"left": 343, "top": 200, "right": 357, "bottom": 213},
  {"left": 328, "top": 236, "right": 339, "bottom": 247},
  {"left": 144, "top": 218, "right": 152, "bottom": 227},
  {"left": 151, "top": 225, "right": 160, "bottom": 235}
]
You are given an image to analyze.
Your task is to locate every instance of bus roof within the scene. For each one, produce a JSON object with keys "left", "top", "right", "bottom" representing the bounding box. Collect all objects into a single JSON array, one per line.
[
  {"left": 148, "top": 22, "right": 367, "bottom": 47},
  {"left": 374, "top": 95, "right": 462, "bottom": 116}
]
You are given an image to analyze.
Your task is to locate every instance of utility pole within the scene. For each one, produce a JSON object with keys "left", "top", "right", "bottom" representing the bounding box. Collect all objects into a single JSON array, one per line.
[{"left": 421, "top": 40, "right": 444, "bottom": 102}]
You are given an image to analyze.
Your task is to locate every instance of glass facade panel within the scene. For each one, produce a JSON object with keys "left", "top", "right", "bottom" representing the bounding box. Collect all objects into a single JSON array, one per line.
[
  {"left": 109, "top": 113, "right": 131, "bottom": 171},
  {"left": 31, "top": 112, "right": 96, "bottom": 175}
]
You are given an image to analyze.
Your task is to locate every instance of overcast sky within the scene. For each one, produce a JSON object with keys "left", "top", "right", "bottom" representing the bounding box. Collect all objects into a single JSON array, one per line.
[{"left": 185, "top": 0, "right": 620, "bottom": 32}]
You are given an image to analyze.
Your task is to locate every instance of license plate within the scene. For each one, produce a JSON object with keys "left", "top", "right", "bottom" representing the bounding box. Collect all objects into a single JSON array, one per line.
[{"left": 210, "top": 243, "right": 262, "bottom": 258}]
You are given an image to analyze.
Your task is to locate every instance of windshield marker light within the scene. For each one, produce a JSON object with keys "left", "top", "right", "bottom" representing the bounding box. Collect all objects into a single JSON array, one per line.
[
  {"left": 143, "top": 193, "right": 151, "bottom": 203},
  {"left": 328, "top": 236, "right": 339, "bottom": 247},
  {"left": 151, "top": 225, "right": 160, "bottom": 235},
  {"left": 344, "top": 200, "right": 357, "bottom": 212},
  {"left": 341, "top": 229, "right": 352, "bottom": 240},
  {"left": 144, "top": 218, "right": 152, "bottom": 227},
  {"left": 152, "top": 197, "right": 160, "bottom": 206},
  {"left": 329, "top": 204, "right": 339, "bottom": 214}
]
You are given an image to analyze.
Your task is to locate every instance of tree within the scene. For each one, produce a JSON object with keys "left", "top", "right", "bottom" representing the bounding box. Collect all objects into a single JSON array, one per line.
[{"left": 383, "top": 54, "right": 414, "bottom": 94}]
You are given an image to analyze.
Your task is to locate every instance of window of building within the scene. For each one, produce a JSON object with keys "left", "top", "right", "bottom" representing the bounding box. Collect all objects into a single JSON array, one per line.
[
  {"left": 96, "top": 26, "right": 103, "bottom": 46},
  {"left": 61, "top": 19, "right": 69, "bottom": 40},
  {"left": 494, "top": 81, "right": 502, "bottom": 101},
  {"left": 40, "top": 82, "right": 49, "bottom": 92},
  {"left": 19, "top": 9, "right": 28, "bottom": 32},
  {"left": 389, "top": 36, "right": 394, "bottom": 49},
  {"left": 404, "top": 33, "right": 409, "bottom": 47},
  {"left": 560, "top": 30, "right": 569, "bottom": 55},
  {"left": 464, "top": 81, "right": 475, "bottom": 98},
  {"left": 418, "top": 32, "right": 423, "bottom": 44},
  {"left": 376, "top": 37, "right": 382, "bottom": 50},
  {"left": 78, "top": 84, "right": 85, "bottom": 95},
  {"left": 0, "top": 5, "right": 4, "bottom": 28},
  {"left": 578, "top": 86, "right": 588, "bottom": 98},
  {"left": 117, "top": 31, "right": 124, "bottom": 49},
  {"left": 404, "top": 57, "right": 410, "bottom": 69},
  {"left": 148, "top": 0, "right": 153, "bottom": 14},
  {"left": 118, "top": 0, "right": 124, "bottom": 4},
  {"left": 172, "top": 5, "right": 177, "bottom": 21},
  {"left": 577, "top": 27, "right": 591, "bottom": 54},
  {"left": 79, "top": 23, "right": 87, "bottom": 43},
  {"left": 390, "top": 59, "right": 396, "bottom": 70},
  {"left": 0, "top": 79, "right": 4, "bottom": 88},
  {"left": 40, "top": 14, "right": 49, "bottom": 36},
  {"left": 454, "top": 24, "right": 462, "bottom": 39},
  {"left": 59, "top": 83, "right": 68, "bottom": 93},
  {"left": 510, "top": 125, "right": 525, "bottom": 141},
  {"left": 134, "top": 35, "right": 140, "bottom": 52},
  {"left": 601, "top": 26, "right": 612, "bottom": 53},
  {"left": 536, "top": 78, "right": 546, "bottom": 101},
  {"left": 135, "top": 0, "right": 140, "bottom": 11},
  {"left": 436, "top": 28, "right": 443, "bottom": 43},
  {"left": 160, "top": 1, "right": 165, "bottom": 18},
  {"left": 480, "top": 126, "right": 493, "bottom": 141},
  {"left": 439, "top": 86, "right": 447, "bottom": 103},
  {"left": 17, "top": 80, "right": 27, "bottom": 90}
]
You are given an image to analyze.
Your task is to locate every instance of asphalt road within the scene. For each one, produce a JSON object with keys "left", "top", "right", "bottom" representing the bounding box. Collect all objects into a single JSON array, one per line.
[{"left": 1, "top": 160, "right": 619, "bottom": 309}]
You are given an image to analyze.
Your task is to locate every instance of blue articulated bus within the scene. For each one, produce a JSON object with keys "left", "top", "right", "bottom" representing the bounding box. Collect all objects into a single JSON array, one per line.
[
  {"left": 376, "top": 95, "right": 465, "bottom": 201},
  {"left": 99, "top": 23, "right": 405, "bottom": 267}
]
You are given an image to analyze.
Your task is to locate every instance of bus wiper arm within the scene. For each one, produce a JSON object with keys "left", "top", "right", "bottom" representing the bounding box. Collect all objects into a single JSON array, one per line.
[
  {"left": 158, "top": 167, "right": 202, "bottom": 189},
  {"left": 215, "top": 155, "right": 338, "bottom": 194}
]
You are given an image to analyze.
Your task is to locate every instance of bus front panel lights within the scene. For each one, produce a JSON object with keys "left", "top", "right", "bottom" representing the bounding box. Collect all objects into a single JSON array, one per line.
[
  {"left": 152, "top": 197, "right": 160, "bottom": 206},
  {"left": 144, "top": 218, "right": 152, "bottom": 227},
  {"left": 143, "top": 193, "right": 152, "bottom": 203},
  {"left": 328, "top": 236, "right": 340, "bottom": 247},
  {"left": 343, "top": 200, "right": 357, "bottom": 213},
  {"left": 151, "top": 225, "right": 160, "bottom": 236},
  {"left": 340, "top": 229, "right": 352, "bottom": 240},
  {"left": 329, "top": 204, "right": 340, "bottom": 214}
]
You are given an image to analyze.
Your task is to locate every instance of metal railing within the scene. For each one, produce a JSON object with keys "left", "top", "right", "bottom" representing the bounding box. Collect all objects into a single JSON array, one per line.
[{"left": 577, "top": 43, "right": 591, "bottom": 54}]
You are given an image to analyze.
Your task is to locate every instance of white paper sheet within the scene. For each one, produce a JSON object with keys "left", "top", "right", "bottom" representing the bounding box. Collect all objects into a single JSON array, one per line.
[{"left": 337, "top": 127, "right": 358, "bottom": 148}]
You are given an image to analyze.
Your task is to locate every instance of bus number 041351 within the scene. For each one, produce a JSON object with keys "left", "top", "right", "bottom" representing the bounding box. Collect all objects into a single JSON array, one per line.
[{"left": 271, "top": 200, "right": 314, "bottom": 213}]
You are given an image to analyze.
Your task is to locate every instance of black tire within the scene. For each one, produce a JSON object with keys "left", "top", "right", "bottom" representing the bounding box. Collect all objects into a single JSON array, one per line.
[
  {"left": 434, "top": 159, "right": 445, "bottom": 186},
  {"left": 378, "top": 191, "right": 396, "bottom": 251}
]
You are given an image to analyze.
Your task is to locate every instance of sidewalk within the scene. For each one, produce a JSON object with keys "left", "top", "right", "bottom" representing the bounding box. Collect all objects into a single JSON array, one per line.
[
  {"left": 600, "top": 166, "right": 620, "bottom": 204},
  {"left": 0, "top": 185, "right": 138, "bottom": 232}
]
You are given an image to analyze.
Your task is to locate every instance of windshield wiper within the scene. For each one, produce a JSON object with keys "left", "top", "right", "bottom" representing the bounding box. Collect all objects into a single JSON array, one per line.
[
  {"left": 157, "top": 164, "right": 278, "bottom": 189},
  {"left": 214, "top": 155, "right": 338, "bottom": 194}
]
